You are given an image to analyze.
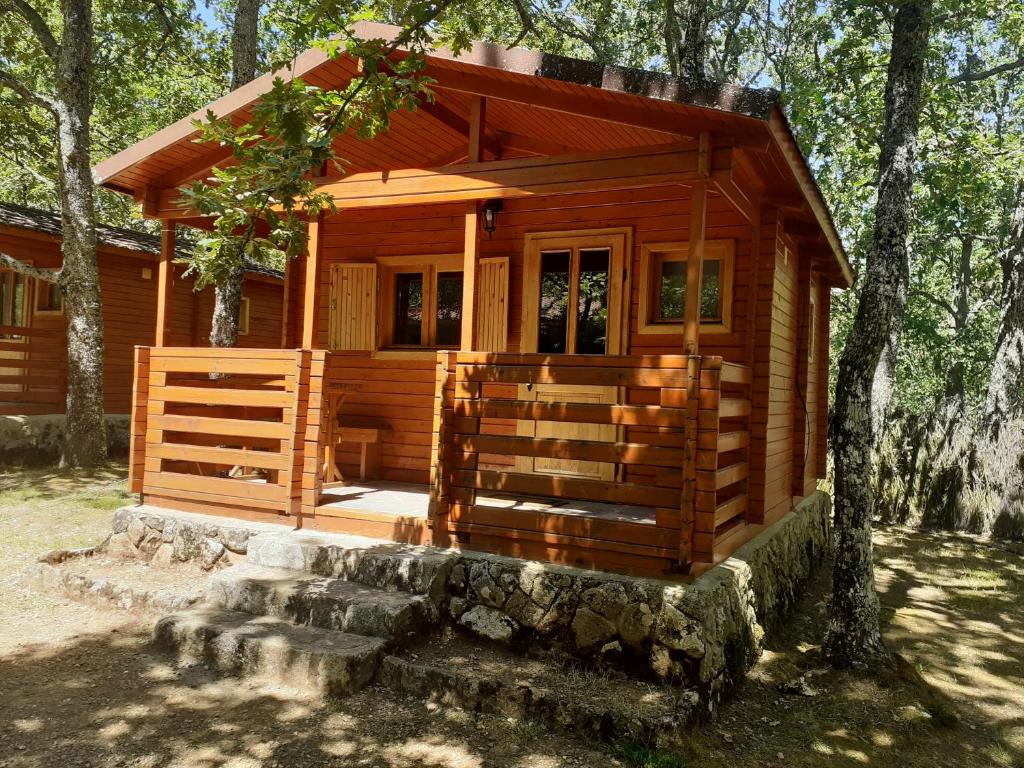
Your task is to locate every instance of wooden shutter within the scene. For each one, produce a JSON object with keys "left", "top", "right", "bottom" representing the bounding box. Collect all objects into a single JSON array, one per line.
[
  {"left": 476, "top": 257, "right": 508, "bottom": 352},
  {"left": 329, "top": 263, "right": 377, "bottom": 351}
]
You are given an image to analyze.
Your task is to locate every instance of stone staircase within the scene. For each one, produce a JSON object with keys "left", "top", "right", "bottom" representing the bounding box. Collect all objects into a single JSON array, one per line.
[{"left": 149, "top": 529, "right": 454, "bottom": 696}]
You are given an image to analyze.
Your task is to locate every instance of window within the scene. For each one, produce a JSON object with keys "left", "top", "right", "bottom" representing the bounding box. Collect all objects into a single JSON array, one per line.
[
  {"left": 0, "top": 270, "right": 29, "bottom": 339},
  {"left": 35, "top": 280, "right": 63, "bottom": 314},
  {"left": 638, "top": 240, "right": 735, "bottom": 334},
  {"left": 238, "top": 297, "right": 250, "bottom": 336},
  {"left": 522, "top": 229, "right": 630, "bottom": 356},
  {"left": 381, "top": 254, "right": 463, "bottom": 349}
]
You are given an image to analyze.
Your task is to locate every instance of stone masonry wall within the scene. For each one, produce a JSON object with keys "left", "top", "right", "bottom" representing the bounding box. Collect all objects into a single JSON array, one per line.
[{"left": 445, "top": 491, "right": 833, "bottom": 715}]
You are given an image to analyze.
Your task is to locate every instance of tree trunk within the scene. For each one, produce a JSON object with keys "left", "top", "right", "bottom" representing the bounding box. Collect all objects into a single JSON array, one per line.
[
  {"left": 56, "top": 0, "right": 106, "bottom": 467},
  {"left": 825, "top": 0, "right": 931, "bottom": 668},
  {"left": 663, "top": 0, "right": 708, "bottom": 83},
  {"left": 984, "top": 182, "right": 1024, "bottom": 436},
  {"left": 211, "top": 0, "right": 261, "bottom": 348}
]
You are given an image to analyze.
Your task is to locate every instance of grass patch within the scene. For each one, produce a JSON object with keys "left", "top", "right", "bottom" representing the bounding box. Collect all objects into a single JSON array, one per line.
[{"left": 614, "top": 743, "right": 688, "bottom": 768}]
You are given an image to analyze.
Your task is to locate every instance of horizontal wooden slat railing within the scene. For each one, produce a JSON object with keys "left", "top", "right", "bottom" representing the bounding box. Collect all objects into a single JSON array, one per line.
[
  {"left": 129, "top": 347, "right": 312, "bottom": 520},
  {"left": 0, "top": 325, "right": 66, "bottom": 415},
  {"left": 428, "top": 352, "right": 696, "bottom": 576},
  {"left": 693, "top": 357, "right": 753, "bottom": 563}
]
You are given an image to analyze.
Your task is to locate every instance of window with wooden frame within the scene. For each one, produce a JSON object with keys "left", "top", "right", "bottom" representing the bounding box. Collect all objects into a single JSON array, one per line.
[
  {"left": 380, "top": 254, "right": 463, "bottom": 350},
  {"left": 238, "top": 297, "right": 251, "bottom": 336},
  {"left": 0, "top": 269, "right": 30, "bottom": 339},
  {"left": 35, "top": 279, "right": 63, "bottom": 314},
  {"left": 637, "top": 240, "right": 735, "bottom": 334}
]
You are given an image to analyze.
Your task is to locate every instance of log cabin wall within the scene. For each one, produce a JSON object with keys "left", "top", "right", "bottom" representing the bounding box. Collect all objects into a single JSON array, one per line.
[
  {"left": 0, "top": 226, "right": 283, "bottom": 414},
  {"left": 304, "top": 183, "right": 767, "bottom": 488}
]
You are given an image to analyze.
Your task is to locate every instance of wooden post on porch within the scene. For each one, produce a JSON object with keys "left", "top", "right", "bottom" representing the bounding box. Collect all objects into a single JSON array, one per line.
[
  {"left": 280, "top": 257, "right": 291, "bottom": 348},
  {"left": 155, "top": 222, "right": 175, "bottom": 346},
  {"left": 302, "top": 215, "right": 323, "bottom": 349},
  {"left": 460, "top": 96, "right": 486, "bottom": 352},
  {"left": 679, "top": 140, "right": 710, "bottom": 568}
]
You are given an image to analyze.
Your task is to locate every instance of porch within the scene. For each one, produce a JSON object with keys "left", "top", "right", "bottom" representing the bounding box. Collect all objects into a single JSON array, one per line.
[{"left": 128, "top": 346, "right": 754, "bottom": 576}]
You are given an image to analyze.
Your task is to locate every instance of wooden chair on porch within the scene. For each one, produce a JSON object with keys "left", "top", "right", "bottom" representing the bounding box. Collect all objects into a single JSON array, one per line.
[{"left": 322, "top": 381, "right": 392, "bottom": 485}]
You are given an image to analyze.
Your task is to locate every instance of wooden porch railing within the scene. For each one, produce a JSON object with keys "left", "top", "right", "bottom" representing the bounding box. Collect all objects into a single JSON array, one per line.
[
  {"left": 0, "top": 325, "right": 66, "bottom": 415},
  {"left": 129, "top": 347, "right": 312, "bottom": 519},
  {"left": 428, "top": 351, "right": 752, "bottom": 573}
]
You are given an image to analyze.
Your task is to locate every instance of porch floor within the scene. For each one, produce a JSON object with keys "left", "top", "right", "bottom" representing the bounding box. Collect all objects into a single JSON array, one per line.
[{"left": 317, "top": 481, "right": 656, "bottom": 525}]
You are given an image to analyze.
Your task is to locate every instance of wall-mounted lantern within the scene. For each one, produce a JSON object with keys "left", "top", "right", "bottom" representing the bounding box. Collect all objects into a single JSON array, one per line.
[{"left": 481, "top": 199, "right": 503, "bottom": 238}]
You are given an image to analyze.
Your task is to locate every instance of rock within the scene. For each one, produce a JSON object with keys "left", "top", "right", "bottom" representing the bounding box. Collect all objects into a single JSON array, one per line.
[
  {"left": 111, "top": 508, "right": 134, "bottom": 533},
  {"left": 219, "top": 527, "right": 250, "bottom": 554},
  {"left": 138, "top": 530, "right": 164, "bottom": 558},
  {"left": 139, "top": 514, "right": 165, "bottom": 532},
  {"left": 581, "top": 582, "right": 628, "bottom": 620},
  {"left": 468, "top": 563, "right": 506, "bottom": 609},
  {"left": 126, "top": 517, "right": 147, "bottom": 548},
  {"left": 200, "top": 538, "right": 225, "bottom": 570},
  {"left": 535, "top": 588, "right": 577, "bottom": 633},
  {"left": 503, "top": 589, "right": 546, "bottom": 628},
  {"left": 150, "top": 543, "right": 175, "bottom": 568},
  {"left": 656, "top": 604, "right": 705, "bottom": 658},
  {"left": 172, "top": 523, "right": 205, "bottom": 562},
  {"left": 459, "top": 605, "right": 518, "bottom": 643},
  {"left": 528, "top": 573, "right": 562, "bottom": 609},
  {"left": 105, "top": 532, "right": 136, "bottom": 559},
  {"left": 449, "top": 563, "right": 467, "bottom": 591},
  {"left": 449, "top": 596, "right": 469, "bottom": 619},
  {"left": 571, "top": 607, "right": 616, "bottom": 651},
  {"left": 600, "top": 640, "right": 622, "bottom": 655},
  {"left": 498, "top": 571, "right": 518, "bottom": 594},
  {"left": 618, "top": 603, "right": 654, "bottom": 650},
  {"left": 161, "top": 517, "right": 178, "bottom": 543}
]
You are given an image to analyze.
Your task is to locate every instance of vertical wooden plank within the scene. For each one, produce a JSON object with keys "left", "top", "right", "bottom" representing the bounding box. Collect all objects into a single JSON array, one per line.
[
  {"left": 286, "top": 348, "right": 312, "bottom": 523},
  {"left": 128, "top": 346, "right": 150, "bottom": 495},
  {"left": 477, "top": 257, "right": 508, "bottom": 352},
  {"left": 683, "top": 180, "right": 708, "bottom": 355},
  {"left": 302, "top": 216, "right": 323, "bottom": 349},
  {"left": 280, "top": 257, "right": 291, "bottom": 348},
  {"left": 428, "top": 351, "right": 455, "bottom": 544},
  {"left": 815, "top": 288, "right": 831, "bottom": 479},
  {"left": 301, "top": 349, "right": 327, "bottom": 519},
  {"left": 461, "top": 204, "right": 480, "bottom": 351},
  {"left": 678, "top": 354, "right": 700, "bottom": 567},
  {"left": 155, "top": 223, "right": 175, "bottom": 347},
  {"left": 792, "top": 256, "right": 811, "bottom": 497}
]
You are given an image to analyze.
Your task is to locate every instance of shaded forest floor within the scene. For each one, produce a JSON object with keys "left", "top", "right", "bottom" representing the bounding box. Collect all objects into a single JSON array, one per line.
[{"left": 0, "top": 466, "right": 1021, "bottom": 768}]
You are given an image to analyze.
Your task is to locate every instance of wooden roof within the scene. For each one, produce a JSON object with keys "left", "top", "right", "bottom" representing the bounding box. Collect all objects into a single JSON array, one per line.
[
  {"left": 0, "top": 202, "right": 283, "bottom": 280},
  {"left": 93, "top": 22, "right": 852, "bottom": 286}
]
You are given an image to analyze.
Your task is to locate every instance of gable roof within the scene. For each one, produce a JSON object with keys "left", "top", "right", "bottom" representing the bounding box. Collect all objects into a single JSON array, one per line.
[
  {"left": 0, "top": 202, "right": 283, "bottom": 280},
  {"left": 92, "top": 22, "right": 851, "bottom": 287}
]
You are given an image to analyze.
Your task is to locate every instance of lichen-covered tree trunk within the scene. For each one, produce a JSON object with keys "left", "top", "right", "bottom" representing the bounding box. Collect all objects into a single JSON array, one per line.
[
  {"left": 663, "top": 0, "right": 709, "bottom": 83},
  {"left": 826, "top": 0, "right": 931, "bottom": 667},
  {"left": 984, "top": 183, "right": 1024, "bottom": 436},
  {"left": 211, "top": 0, "right": 261, "bottom": 348},
  {"left": 56, "top": 0, "right": 106, "bottom": 467}
]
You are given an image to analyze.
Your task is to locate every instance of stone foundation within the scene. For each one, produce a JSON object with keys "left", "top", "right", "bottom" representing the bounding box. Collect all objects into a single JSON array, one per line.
[
  {"left": 444, "top": 491, "right": 832, "bottom": 713},
  {"left": 105, "top": 491, "right": 832, "bottom": 718},
  {"left": 0, "top": 414, "right": 130, "bottom": 465}
]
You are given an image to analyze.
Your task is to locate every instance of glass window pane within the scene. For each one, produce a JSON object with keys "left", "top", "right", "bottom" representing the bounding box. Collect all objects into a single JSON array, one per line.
[
  {"left": 576, "top": 248, "right": 609, "bottom": 354},
  {"left": 538, "top": 250, "right": 570, "bottom": 354},
  {"left": 700, "top": 259, "right": 721, "bottom": 321},
  {"left": 435, "top": 271, "right": 463, "bottom": 347},
  {"left": 658, "top": 260, "right": 686, "bottom": 321},
  {"left": 12, "top": 276, "right": 24, "bottom": 325},
  {"left": 393, "top": 272, "right": 423, "bottom": 345}
]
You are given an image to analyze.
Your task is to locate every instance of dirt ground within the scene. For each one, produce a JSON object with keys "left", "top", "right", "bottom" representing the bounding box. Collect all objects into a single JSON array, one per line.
[{"left": 1, "top": 465, "right": 1022, "bottom": 768}]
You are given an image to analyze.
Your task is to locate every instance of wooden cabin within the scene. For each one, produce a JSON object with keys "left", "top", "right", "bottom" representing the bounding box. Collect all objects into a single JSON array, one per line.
[
  {"left": 93, "top": 23, "right": 852, "bottom": 577},
  {"left": 0, "top": 203, "right": 284, "bottom": 416}
]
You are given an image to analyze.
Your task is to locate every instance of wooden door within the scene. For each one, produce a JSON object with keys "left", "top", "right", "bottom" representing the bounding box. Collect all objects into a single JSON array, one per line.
[
  {"left": 0, "top": 271, "right": 30, "bottom": 393},
  {"left": 516, "top": 229, "right": 630, "bottom": 481}
]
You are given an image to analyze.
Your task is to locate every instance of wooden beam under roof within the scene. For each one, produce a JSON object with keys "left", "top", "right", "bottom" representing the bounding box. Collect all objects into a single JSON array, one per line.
[{"left": 154, "top": 141, "right": 730, "bottom": 217}]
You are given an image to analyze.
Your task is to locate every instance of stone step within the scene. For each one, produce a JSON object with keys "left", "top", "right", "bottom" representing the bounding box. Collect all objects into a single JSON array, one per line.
[
  {"left": 244, "top": 530, "right": 455, "bottom": 603},
  {"left": 377, "top": 637, "right": 699, "bottom": 747},
  {"left": 206, "top": 563, "right": 436, "bottom": 642},
  {"left": 153, "top": 608, "right": 386, "bottom": 696}
]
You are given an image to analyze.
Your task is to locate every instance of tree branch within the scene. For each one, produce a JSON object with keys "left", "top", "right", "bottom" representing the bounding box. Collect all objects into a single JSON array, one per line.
[
  {"left": 2, "top": 0, "right": 60, "bottom": 60},
  {"left": 0, "top": 68, "right": 56, "bottom": 112},
  {"left": 950, "top": 54, "right": 1024, "bottom": 84},
  {"left": 0, "top": 251, "right": 60, "bottom": 283}
]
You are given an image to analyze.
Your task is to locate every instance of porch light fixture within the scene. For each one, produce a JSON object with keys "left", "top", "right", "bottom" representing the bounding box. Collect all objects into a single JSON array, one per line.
[{"left": 482, "top": 199, "right": 503, "bottom": 238}]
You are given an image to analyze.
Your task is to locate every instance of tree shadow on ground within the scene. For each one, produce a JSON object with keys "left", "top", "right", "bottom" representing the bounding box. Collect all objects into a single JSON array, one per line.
[
  {"left": 0, "top": 623, "right": 617, "bottom": 768},
  {"left": 675, "top": 524, "right": 1024, "bottom": 768}
]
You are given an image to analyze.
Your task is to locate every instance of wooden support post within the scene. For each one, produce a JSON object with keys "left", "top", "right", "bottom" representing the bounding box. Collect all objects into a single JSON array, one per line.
[
  {"left": 155, "top": 222, "right": 175, "bottom": 346},
  {"left": 460, "top": 96, "right": 486, "bottom": 352},
  {"left": 302, "top": 216, "right": 323, "bottom": 349},
  {"left": 280, "top": 257, "right": 291, "bottom": 348},
  {"left": 683, "top": 180, "right": 708, "bottom": 355},
  {"left": 428, "top": 351, "right": 456, "bottom": 545}
]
